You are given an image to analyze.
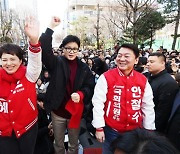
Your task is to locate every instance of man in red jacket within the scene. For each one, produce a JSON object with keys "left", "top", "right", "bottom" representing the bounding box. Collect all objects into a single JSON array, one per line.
[{"left": 92, "top": 44, "right": 155, "bottom": 154}]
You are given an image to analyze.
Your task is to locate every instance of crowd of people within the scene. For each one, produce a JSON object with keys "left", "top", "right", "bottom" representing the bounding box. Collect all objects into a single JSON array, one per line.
[{"left": 0, "top": 16, "right": 180, "bottom": 154}]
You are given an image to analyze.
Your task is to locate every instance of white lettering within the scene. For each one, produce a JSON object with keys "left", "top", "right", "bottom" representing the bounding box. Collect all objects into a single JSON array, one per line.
[
  {"left": 113, "top": 114, "right": 120, "bottom": 121},
  {"left": 0, "top": 101, "right": 8, "bottom": 113},
  {"left": 113, "top": 95, "right": 121, "bottom": 102},
  {"left": 114, "top": 88, "right": 122, "bottom": 95},
  {"left": 131, "top": 99, "right": 141, "bottom": 110},
  {"left": 132, "top": 112, "right": 140, "bottom": 123},
  {"left": 131, "top": 86, "right": 141, "bottom": 98},
  {"left": 113, "top": 102, "right": 121, "bottom": 108}
]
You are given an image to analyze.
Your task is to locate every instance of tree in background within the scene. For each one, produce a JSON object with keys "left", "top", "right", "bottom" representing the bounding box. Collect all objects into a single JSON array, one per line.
[
  {"left": 69, "top": 16, "right": 92, "bottom": 49},
  {"left": 102, "top": 0, "right": 128, "bottom": 46},
  {"left": 69, "top": 14, "right": 108, "bottom": 49},
  {"left": 0, "top": 2, "right": 28, "bottom": 50},
  {"left": 134, "top": 9, "right": 166, "bottom": 48},
  {"left": 103, "top": 0, "right": 156, "bottom": 45},
  {"left": 11, "top": 11, "right": 28, "bottom": 50},
  {"left": 157, "top": 0, "right": 180, "bottom": 50},
  {"left": 95, "top": 3, "right": 101, "bottom": 49},
  {"left": 0, "top": 2, "right": 13, "bottom": 44},
  {"left": 117, "top": 0, "right": 155, "bottom": 44}
]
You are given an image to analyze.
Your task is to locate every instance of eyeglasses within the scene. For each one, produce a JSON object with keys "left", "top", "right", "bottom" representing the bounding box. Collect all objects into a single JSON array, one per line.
[{"left": 63, "top": 47, "right": 79, "bottom": 53}]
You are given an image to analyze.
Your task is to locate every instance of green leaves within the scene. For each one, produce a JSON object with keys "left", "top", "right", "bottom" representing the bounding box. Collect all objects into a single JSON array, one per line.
[
  {"left": 157, "top": 0, "right": 178, "bottom": 14},
  {"left": 122, "top": 9, "right": 166, "bottom": 46}
]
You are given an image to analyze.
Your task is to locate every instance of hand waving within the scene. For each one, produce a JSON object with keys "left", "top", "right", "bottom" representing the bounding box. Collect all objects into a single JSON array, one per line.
[{"left": 25, "top": 16, "right": 39, "bottom": 45}]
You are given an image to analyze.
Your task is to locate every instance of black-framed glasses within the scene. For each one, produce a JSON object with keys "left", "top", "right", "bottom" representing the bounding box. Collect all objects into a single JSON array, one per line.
[{"left": 63, "top": 47, "right": 79, "bottom": 53}]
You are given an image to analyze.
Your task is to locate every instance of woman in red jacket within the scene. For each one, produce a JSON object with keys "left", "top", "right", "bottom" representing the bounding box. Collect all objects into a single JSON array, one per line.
[{"left": 0, "top": 17, "right": 42, "bottom": 154}]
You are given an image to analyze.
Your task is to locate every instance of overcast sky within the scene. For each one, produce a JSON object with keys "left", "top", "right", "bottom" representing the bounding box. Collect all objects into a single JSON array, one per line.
[
  {"left": 9, "top": 0, "right": 68, "bottom": 32},
  {"left": 37, "top": 0, "right": 68, "bottom": 31}
]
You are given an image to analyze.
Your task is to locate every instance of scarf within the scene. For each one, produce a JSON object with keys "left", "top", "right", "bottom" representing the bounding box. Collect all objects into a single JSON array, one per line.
[
  {"left": 65, "top": 91, "right": 84, "bottom": 129},
  {"left": 0, "top": 65, "right": 26, "bottom": 98}
]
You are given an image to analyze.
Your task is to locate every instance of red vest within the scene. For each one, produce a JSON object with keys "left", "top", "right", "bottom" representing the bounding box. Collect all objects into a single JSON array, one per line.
[
  {"left": 104, "top": 68, "right": 147, "bottom": 132},
  {"left": 0, "top": 76, "right": 37, "bottom": 138}
]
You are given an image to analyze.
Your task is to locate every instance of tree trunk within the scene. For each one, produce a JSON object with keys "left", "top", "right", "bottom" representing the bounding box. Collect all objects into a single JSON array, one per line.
[
  {"left": 133, "top": 9, "right": 137, "bottom": 45},
  {"left": 133, "top": 27, "right": 136, "bottom": 44},
  {"left": 150, "top": 28, "right": 153, "bottom": 48},
  {"left": 97, "top": 3, "right": 100, "bottom": 49},
  {"left": 172, "top": 0, "right": 180, "bottom": 50}
]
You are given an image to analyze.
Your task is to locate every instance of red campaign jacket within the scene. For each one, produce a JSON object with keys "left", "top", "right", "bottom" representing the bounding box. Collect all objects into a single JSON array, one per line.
[
  {"left": 0, "top": 43, "right": 41, "bottom": 138},
  {"left": 103, "top": 68, "right": 147, "bottom": 132},
  {"left": 0, "top": 71, "right": 38, "bottom": 138}
]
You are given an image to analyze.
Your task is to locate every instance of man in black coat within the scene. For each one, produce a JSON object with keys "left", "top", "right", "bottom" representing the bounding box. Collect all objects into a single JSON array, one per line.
[
  {"left": 167, "top": 89, "right": 180, "bottom": 151},
  {"left": 147, "top": 52, "right": 179, "bottom": 133},
  {"left": 39, "top": 16, "right": 95, "bottom": 154}
]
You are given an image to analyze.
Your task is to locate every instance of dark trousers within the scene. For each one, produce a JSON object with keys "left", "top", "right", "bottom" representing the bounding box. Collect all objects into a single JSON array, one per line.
[
  {"left": 0, "top": 123, "right": 38, "bottom": 154},
  {"left": 167, "top": 106, "right": 180, "bottom": 152},
  {"left": 103, "top": 126, "right": 121, "bottom": 154}
]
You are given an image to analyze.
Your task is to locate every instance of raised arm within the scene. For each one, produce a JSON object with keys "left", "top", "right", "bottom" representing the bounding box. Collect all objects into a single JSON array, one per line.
[
  {"left": 25, "top": 16, "right": 39, "bottom": 45},
  {"left": 24, "top": 17, "right": 42, "bottom": 83},
  {"left": 48, "top": 16, "right": 61, "bottom": 30},
  {"left": 39, "top": 16, "right": 61, "bottom": 71}
]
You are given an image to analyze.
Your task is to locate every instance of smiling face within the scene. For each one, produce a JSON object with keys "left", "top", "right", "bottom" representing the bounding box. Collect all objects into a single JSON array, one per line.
[
  {"left": 1, "top": 53, "right": 22, "bottom": 74},
  {"left": 116, "top": 47, "right": 139, "bottom": 76},
  {"left": 63, "top": 42, "right": 79, "bottom": 60}
]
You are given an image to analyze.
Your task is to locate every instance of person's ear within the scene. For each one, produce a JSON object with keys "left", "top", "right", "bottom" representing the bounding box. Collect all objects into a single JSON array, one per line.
[{"left": 135, "top": 57, "right": 139, "bottom": 65}]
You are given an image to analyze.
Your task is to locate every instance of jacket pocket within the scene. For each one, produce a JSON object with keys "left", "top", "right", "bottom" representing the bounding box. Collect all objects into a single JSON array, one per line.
[{"left": 27, "top": 98, "right": 35, "bottom": 111}]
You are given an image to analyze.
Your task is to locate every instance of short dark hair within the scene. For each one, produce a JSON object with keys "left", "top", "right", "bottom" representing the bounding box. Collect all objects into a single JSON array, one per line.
[
  {"left": 139, "top": 57, "right": 147, "bottom": 65},
  {"left": 119, "top": 43, "right": 139, "bottom": 58},
  {"left": 149, "top": 52, "right": 166, "bottom": 63},
  {"left": 111, "top": 128, "right": 179, "bottom": 154},
  {"left": 0, "top": 43, "right": 24, "bottom": 60},
  {"left": 59, "top": 35, "right": 80, "bottom": 48}
]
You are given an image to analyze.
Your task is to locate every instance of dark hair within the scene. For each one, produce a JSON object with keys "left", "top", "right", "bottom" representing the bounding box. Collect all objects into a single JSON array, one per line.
[
  {"left": 111, "top": 128, "right": 179, "bottom": 154},
  {"left": 139, "top": 57, "right": 147, "bottom": 65},
  {"left": 0, "top": 43, "right": 24, "bottom": 60},
  {"left": 149, "top": 52, "right": 166, "bottom": 63},
  {"left": 119, "top": 43, "right": 139, "bottom": 58},
  {"left": 59, "top": 35, "right": 80, "bottom": 48}
]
